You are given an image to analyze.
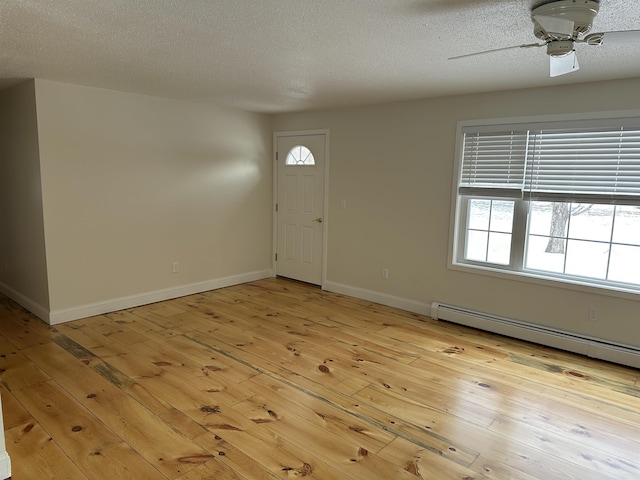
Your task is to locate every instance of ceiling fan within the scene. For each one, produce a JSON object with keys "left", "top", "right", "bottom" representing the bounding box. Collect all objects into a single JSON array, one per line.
[{"left": 449, "top": 0, "right": 640, "bottom": 77}]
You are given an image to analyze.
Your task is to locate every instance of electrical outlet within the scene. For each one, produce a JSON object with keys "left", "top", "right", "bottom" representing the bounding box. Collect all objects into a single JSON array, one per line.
[
  {"left": 340, "top": 199, "right": 347, "bottom": 209},
  {"left": 172, "top": 261, "right": 180, "bottom": 273},
  {"left": 588, "top": 306, "right": 598, "bottom": 322},
  {"left": 382, "top": 268, "right": 389, "bottom": 279}
]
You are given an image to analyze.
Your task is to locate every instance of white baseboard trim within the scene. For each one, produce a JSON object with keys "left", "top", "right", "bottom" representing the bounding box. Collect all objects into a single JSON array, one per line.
[
  {"left": 0, "top": 282, "right": 49, "bottom": 322},
  {"left": 0, "top": 451, "right": 10, "bottom": 480},
  {"left": 323, "top": 281, "right": 432, "bottom": 316},
  {"left": 48, "top": 269, "right": 273, "bottom": 325}
]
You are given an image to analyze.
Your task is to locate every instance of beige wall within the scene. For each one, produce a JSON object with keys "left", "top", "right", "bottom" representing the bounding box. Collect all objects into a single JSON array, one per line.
[
  {"left": 0, "top": 80, "right": 50, "bottom": 315},
  {"left": 34, "top": 80, "right": 273, "bottom": 316},
  {"left": 273, "top": 78, "right": 640, "bottom": 349}
]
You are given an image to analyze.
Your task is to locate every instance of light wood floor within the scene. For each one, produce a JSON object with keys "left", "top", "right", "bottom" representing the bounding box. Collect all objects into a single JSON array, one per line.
[{"left": 1, "top": 278, "right": 639, "bottom": 479}]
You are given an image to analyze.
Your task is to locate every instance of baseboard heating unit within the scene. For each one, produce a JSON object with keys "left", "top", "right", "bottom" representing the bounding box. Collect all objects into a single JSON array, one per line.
[{"left": 430, "top": 302, "right": 640, "bottom": 369}]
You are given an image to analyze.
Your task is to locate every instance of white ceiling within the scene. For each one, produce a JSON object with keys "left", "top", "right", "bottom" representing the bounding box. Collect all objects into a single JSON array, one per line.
[{"left": 1, "top": 0, "right": 639, "bottom": 113}]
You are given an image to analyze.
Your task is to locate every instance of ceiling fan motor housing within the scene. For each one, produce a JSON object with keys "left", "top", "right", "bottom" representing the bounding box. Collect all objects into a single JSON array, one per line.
[{"left": 532, "top": 0, "right": 600, "bottom": 40}]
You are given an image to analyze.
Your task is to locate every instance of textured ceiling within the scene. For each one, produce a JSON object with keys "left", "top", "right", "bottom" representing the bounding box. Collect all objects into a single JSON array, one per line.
[{"left": 1, "top": 0, "right": 639, "bottom": 113}]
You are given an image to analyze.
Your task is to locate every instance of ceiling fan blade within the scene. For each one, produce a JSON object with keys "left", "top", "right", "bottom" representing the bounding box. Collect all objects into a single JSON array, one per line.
[
  {"left": 550, "top": 51, "right": 579, "bottom": 77},
  {"left": 600, "top": 30, "right": 640, "bottom": 45},
  {"left": 534, "top": 14, "right": 574, "bottom": 36},
  {"left": 448, "top": 43, "right": 543, "bottom": 60}
]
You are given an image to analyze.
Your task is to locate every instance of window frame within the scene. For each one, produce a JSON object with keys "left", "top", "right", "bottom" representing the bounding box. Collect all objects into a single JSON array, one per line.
[
  {"left": 449, "top": 110, "right": 640, "bottom": 301},
  {"left": 456, "top": 195, "right": 528, "bottom": 271},
  {"left": 285, "top": 145, "right": 316, "bottom": 166}
]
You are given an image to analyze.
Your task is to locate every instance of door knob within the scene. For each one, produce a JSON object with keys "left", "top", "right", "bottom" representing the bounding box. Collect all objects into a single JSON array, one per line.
[{"left": 313, "top": 217, "right": 323, "bottom": 223}]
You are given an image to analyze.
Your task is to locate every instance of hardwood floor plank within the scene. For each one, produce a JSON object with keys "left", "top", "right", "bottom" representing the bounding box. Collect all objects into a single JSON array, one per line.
[
  {"left": 488, "top": 414, "right": 640, "bottom": 479},
  {"left": 22, "top": 341, "right": 214, "bottom": 479},
  {"left": 352, "top": 383, "right": 507, "bottom": 454},
  {"left": 377, "top": 436, "right": 490, "bottom": 480},
  {"left": 126, "top": 380, "right": 213, "bottom": 441},
  {"left": 471, "top": 447, "right": 618, "bottom": 479},
  {"left": 2, "top": 279, "right": 638, "bottom": 480},
  {"left": 104, "top": 309, "right": 168, "bottom": 334},
  {"left": 84, "top": 315, "right": 150, "bottom": 346},
  {"left": 192, "top": 400, "right": 353, "bottom": 479},
  {"left": 138, "top": 301, "right": 188, "bottom": 319},
  {"left": 97, "top": 342, "right": 255, "bottom": 417},
  {"left": 388, "top": 319, "right": 639, "bottom": 393},
  {"left": 6, "top": 421, "right": 88, "bottom": 479},
  {"left": 147, "top": 333, "right": 260, "bottom": 384},
  {"left": 229, "top": 397, "right": 417, "bottom": 480},
  {"left": 423, "top": 320, "right": 639, "bottom": 387},
  {"left": 377, "top": 323, "right": 511, "bottom": 364},
  {"left": 55, "top": 319, "right": 115, "bottom": 350},
  {"left": 507, "top": 352, "right": 640, "bottom": 396},
  {"left": 0, "top": 385, "right": 32, "bottom": 430},
  {"left": 468, "top": 454, "right": 548, "bottom": 480},
  {"left": 501, "top": 402, "right": 640, "bottom": 461},
  {"left": 306, "top": 326, "right": 421, "bottom": 364},
  {"left": 192, "top": 432, "right": 280, "bottom": 480},
  {"left": 222, "top": 333, "right": 483, "bottom": 468},
  {"left": 130, "top": 337, "right": 254, "bottom": 383},
  {"left": 0, "top": 312, "right": 54, "bottom": 349},
  {"left": 410, "top": 354, "right": 640, "bottom": 429},
  {"left": 349, "top": 379, "right": 622, "bottom": 479},
  {"left": 186, "top": 329, "right": 481, "bottom": 467},
  {"left": 13, "top": 380, "right": 167, "bottom": 479},
  {"left": 190, "top": 327, "right": 354, "bottom": 390},
  {"left": 184, "top": 329, "right": 312, "bottom": 384},
  {"left": 409, "top": 351, "right": 640, "bottom": 458},
  {"left": 122, "top": 340, "right": 257, "bottom": 405},
  {"left": 174, "top": 459, "right": 246, "bottom": 480},
  {"left": 237, "top": 374, "right": 396, "bottom": 454},
  {"left": 302, "top": 339, "right": 501, "bottom": 428},
  {"left": 0, "top": 334, "right": 51, "bottom": 390}
]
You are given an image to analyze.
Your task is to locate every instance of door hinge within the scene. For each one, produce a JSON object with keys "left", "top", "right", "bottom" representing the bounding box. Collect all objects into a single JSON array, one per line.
[
  {"left": 276, "top": 151, "right": 279, "bottom": 161},
  {"left": 275, "top": 253, "right": 278, "bottom": 261},
  {"left": 275, "top": 203, "right": 278, "bottom": 212}
]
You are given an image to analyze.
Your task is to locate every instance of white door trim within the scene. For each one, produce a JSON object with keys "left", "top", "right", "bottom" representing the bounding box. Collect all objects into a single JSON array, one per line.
[
  {"left": 0, "top": 394, "right": 10, "bottom": 479},
  {"left": 273, "top": 129, "right": 330, "bottom": 287}
]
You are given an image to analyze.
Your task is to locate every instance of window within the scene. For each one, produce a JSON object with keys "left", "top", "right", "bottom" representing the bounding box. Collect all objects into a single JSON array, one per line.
[
  {"left": 452, "top": 115, "right": 640, "bottom": 294},
  {"left": 465, "top": 199, "right": 514, "bottom": 265},
  {"left": 285, "top": 145, "right": 315, "bottom": 165}
]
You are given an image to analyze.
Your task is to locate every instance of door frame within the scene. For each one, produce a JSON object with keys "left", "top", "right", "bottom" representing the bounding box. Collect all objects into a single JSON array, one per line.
[{"left": 273, "top": 129, "right": 330, "bottom": 287}]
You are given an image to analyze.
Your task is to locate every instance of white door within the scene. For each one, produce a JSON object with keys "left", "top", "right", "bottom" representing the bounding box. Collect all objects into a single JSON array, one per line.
[{"left": 276, "top": 134, "right": 326, "bottom": 285}]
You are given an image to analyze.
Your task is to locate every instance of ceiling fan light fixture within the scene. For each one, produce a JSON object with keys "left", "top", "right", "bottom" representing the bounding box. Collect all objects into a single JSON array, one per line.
[
  {"left": 546, "top": 39, "right": 575, "bottom": 56},
  {"left": 550, "top": 50, "right": 580, "bottom": 77}
]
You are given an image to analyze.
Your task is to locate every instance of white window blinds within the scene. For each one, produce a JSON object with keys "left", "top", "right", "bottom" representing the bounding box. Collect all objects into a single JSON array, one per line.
[
  {"left": 459, "top": 131, "right": 528, "bottom": 198},
  {"left": 459, "top": 120, "right": 640, "bottom": 205}
]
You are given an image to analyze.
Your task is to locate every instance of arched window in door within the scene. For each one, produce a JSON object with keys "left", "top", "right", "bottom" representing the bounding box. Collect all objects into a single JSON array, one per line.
[{"left": 285, "top": 145, "right": 315, "bottom": 165}]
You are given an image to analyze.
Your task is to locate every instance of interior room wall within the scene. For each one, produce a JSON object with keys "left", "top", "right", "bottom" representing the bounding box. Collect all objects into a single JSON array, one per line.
[
  {"left": 273, "top": 78, "right": 640, "bottom": 350},
  {"left": 0, "top": 80, "right": 50, "bottom": 317},
  {"left": 34, "top": 80, "right": 273, "bottom": 322}
]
